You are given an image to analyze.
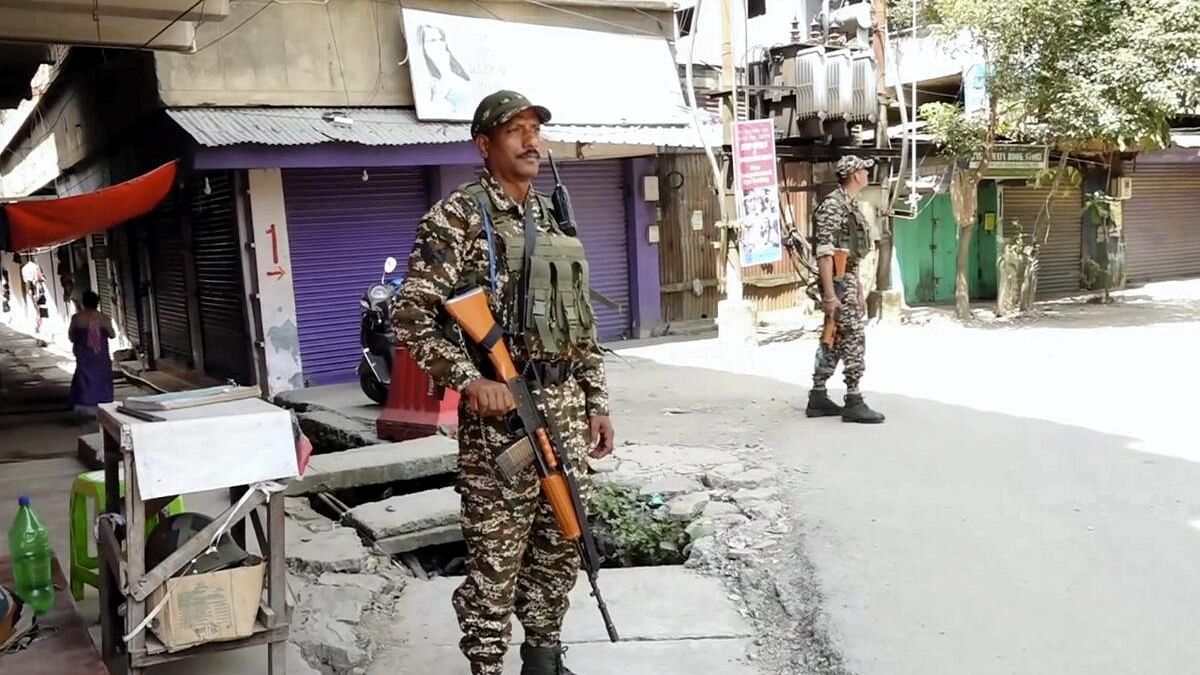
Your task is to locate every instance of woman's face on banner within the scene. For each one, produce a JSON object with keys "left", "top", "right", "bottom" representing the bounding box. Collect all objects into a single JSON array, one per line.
[{"left": 422, "top": 27, "right": 453, "bottom": 76}]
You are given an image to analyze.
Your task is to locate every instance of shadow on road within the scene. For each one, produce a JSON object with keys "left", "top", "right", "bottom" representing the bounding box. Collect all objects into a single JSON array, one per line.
[{"left": 606, "top": 354, "right": 1200, "bottom": 675}]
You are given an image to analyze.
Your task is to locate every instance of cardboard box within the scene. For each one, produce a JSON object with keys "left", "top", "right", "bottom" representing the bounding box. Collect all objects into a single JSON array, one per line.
[{"left": 148, "top": 559, "right": 266, "bottom": 653}]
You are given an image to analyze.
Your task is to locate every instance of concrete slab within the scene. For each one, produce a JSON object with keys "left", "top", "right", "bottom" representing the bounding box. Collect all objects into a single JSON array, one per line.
[
  {"left": 286, "top": 436, "right": 458, "bottom": 496},
  {"left": 298, "top": 410, "right": 379, "bottom": 451},
  {"left": 387, "top": 566, "right": 753, "bottom": 648},
  {"left": 77, "top": 432, "right": 103, "bottom": 470},
  {"left": 375, "top": 523, "right": 463, "bottom": 555},
  {"left": 368, "top": 638, "right": 758, "bottom": 675},
  {"left": 344, "top": 486, "right": 460, "bottom": 540},
  {"left": 287, "top": 525, "right": 371, "bottom": 575},
  {"left": 143, "top": 642, "right": 321, "bottom": 675},
  {"left": 275, "top": 382, "right": 373, "bottom": 411}
]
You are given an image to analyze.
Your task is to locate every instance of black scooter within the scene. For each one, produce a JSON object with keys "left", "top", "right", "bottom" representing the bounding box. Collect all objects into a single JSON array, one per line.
[{"left": 357, "top": 256, "right": 402, "bottom": 404}]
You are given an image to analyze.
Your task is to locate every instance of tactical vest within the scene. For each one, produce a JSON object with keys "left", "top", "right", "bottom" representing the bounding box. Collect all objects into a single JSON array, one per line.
[
  {"left": 460, "top": 182, "right": 597, "bottom": 355},
  {"left": 847, "top": 203, "right": 872, "bottom": 261}
]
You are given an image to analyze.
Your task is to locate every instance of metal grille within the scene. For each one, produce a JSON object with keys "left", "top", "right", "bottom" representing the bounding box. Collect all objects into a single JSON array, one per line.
[
  {"left": 148, "top": 190, "right": 193, "bottom": 363},
  {"left": 1123, "top": 164, "right": 1200, "bottom": 282},
  {"left": 283, "top": 167, "right": 431, "bottom": 386},
  {"left": 191, "top": 172, "right": 252, "bottom": 384},
  {"left": 1001, "top": 185, "right": 1083, "bottom": 297}
]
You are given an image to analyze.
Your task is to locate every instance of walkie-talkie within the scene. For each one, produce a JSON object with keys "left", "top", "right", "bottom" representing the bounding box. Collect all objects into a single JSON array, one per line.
[{"left": 547, "top": 151, "right": 578, "bottom": 236}]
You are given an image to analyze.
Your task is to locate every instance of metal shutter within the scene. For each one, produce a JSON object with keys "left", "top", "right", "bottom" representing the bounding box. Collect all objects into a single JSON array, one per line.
[
  {"left": 90, "top": 233, "right": 114, "bottom": 317},
  {"left": 282, "top": 168, "right": 430, "bottom": 386},
  {"left": 534, "top": 160, "right": 633, "bottom": 341},
  {"left": 191, "top": 172, "right": 253, "bottom": 384},
  {"left": 1123, "top": 165, "right": 1200, "bottom": 282},
  {"left": 1001, "top": 185, "right": 1082, "bottom": 297},
  {"left": 148, "top": 190, "right": 193, "bottom": 364}
]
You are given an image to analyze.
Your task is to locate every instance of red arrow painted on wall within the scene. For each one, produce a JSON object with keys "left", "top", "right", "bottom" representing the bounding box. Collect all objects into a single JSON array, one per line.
[{"left": 266, "top": 266, "right": 287, "bottom": 280}]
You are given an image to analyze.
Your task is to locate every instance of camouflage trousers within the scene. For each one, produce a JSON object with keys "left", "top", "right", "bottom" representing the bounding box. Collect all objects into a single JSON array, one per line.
[
  {"left": 452, "top": 377, "right": 591, "bottom": 675},
  {"left": 812, "top": 278, "right": 866, "bottom": 393}
]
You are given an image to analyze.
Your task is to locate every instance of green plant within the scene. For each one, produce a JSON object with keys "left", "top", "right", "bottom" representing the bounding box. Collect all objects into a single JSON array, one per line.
[{"left": 586, "top": 483, "right": 690, "bottom": 567}]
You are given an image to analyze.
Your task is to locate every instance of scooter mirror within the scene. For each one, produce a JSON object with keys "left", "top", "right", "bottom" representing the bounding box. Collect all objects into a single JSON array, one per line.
[{"left": 384, "top": 256, "right": 398, "bottom": 274}]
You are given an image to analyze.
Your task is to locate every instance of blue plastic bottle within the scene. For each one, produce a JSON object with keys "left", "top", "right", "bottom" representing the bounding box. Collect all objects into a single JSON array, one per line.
[{"left": 9, "top": 495, "right": 55, "bottom": 615}]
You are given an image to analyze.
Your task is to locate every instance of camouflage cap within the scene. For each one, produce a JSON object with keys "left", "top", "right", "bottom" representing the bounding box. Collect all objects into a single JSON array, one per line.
[
  {"left": 470, "top": 90, "right": 552, "bottom": 138},
  {"left": 835, "top": 155, "right": 875, "bottom": 177}
]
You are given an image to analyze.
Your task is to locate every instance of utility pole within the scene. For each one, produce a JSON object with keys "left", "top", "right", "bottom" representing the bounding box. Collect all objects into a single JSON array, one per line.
[
  {"left": 868, "top": 0, "right": 902, "bottom": 319},
  {"left": 716, "top": 0, "right": 757, "bottom": 346}
]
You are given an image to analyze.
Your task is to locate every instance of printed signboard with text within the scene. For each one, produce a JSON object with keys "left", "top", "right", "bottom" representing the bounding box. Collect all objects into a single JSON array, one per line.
[{"left": 733, "top": 119, "right": 783, "bottom": 267}]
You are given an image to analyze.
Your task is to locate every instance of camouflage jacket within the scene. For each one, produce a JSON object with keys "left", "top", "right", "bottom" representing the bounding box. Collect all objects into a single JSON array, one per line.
[
  {"left": 390, "top": 171, "right": 610, "bottom": 418},
  {"left": 812, "top": 187, "right": 863, "bottom": 272}
]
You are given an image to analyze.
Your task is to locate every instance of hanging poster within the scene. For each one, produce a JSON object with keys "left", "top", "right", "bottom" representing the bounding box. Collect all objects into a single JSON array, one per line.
[{"left": 733, "top": 119, "right": 783, "bottom": 267}]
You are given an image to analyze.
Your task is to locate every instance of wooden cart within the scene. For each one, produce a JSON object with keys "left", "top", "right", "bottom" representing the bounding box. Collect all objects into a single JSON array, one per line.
[{"left": 95, "top": 398, "right": 298, "bottom": 675}]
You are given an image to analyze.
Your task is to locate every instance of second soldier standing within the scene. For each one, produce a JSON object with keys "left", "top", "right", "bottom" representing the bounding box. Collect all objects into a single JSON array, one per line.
[
  {"left": 391, "top": 90, "right": 616, "bottom": 675},
  {"left": 805, "top": 155, "right": 886, "bottom": 424}
]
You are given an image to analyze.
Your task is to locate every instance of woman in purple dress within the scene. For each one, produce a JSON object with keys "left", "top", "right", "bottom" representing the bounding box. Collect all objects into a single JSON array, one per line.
[{"left": 68, "top": 291, "right": 115, "bottom": 415}]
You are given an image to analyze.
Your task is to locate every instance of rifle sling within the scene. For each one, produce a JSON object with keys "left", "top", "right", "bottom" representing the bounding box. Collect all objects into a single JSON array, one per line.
[
  {"left": 520, "top": 194, "right": 538, "bottom": 341},
  {"left": 478, "top": 323, "right": 504, "bottom": 352}
]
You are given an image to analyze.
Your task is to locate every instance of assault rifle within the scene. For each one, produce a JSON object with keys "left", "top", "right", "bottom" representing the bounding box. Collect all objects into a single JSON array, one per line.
[
  {"left": 546, "top": 151, "right": 621, "bottom": 312},
  {"left": 817, "top": 249, "right": 850, "bottom": 366},
  {"left": 444, "top": 287, "right": 620, "bottom": 643}
]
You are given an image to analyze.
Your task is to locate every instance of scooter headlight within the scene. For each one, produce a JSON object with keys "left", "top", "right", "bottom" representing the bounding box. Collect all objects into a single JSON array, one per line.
[{"left": 368, "top": 284, "right": 392, "bottom": 305}]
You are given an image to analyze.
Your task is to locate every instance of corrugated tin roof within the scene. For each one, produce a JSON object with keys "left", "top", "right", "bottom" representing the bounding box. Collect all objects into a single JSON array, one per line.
[{"left": 167, "top": 107, "right": 721, "bottom": 149}]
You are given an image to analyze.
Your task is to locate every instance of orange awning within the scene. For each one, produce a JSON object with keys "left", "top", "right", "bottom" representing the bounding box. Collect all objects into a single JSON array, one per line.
[{"left": 2, "top": 160, "right": 178, "bottom": 252}]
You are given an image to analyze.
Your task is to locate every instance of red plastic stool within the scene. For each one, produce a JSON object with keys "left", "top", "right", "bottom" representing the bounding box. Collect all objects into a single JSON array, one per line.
[{"left": 376, "top": 345, "right": 460, "bottom": 441}]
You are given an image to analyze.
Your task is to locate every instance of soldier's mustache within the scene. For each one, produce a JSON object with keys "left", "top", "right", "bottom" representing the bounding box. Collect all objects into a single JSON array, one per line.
[{"left": 519, "top": 151, "right": 541, "bottom": 160}]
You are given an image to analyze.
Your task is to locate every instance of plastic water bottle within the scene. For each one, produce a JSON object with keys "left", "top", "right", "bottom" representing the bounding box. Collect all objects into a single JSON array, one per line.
[{"left": 9, "top": 495, "right": 55, "bottom": 615}]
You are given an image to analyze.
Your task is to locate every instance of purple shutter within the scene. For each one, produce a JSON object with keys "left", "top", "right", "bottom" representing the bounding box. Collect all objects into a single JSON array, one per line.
[
  {"left": 282, "top": 168, "right": 429, "bottom": 385},
  {"left": 533, "top": 159, "right": 632, "bottom": 341}
]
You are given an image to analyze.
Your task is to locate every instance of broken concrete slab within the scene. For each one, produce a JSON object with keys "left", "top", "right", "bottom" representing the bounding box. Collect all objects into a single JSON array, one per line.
[
  {"left": 387, "top": 566, "right": 754, "bottom": 648},
  {"left": 704, "top": 501, "right": 744, "bottom": 518},
  {"left": 667, "top": 491, "right": 710, "bottom": 521},
  {"left": 702, "top": 462, "right": 748, "bottom": 488},
  {"left": 344, "top": 486, "right": 460, "bottom": 540},
  {"left": 366, "top": 638, "right": 758, "bottom": 675},
  {"left": 375, "top": 523, "right": 463, "bottom": 555},
  {"left": 76, "top": 432, "right": 103, "bottom": 470},
  {"left": 612, "top": 444, "right": 740, "bottom": 468},
  {"left": 724, "top": 468, "right": 775, "bottom": 490},
  {"left": 292, "top": 612, "right": 368, "bottom": 675},
  {"left": 297, "top": 410, "right": 378, "bottom": 451},
  {"left": 285, "top": 497, "right": 340, "bottom": 543},
  {"left": 639, "top": 475, "right": 705, "bottom": 499},
  {"left": 286, "top": 436, "right": 458, "bottom": 496},
  {"left": 728, "top": 487, "right": 780, "bottom": 506},
  {"left": 316, "top": 572, "right": 396, "bottom": 597},
  {"left": 287, "top": 525, "right": 371, "bottom": 575}
]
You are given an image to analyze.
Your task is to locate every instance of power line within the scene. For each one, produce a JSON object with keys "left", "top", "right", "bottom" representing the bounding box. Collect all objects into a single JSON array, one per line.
[{"left": 139, "top": 0, "right": 208, "bottom": 51}]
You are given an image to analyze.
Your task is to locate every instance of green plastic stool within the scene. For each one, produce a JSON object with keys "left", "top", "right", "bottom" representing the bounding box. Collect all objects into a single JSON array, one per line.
[{"left": 68, "top": 469, "right": 186, "bottom": 601}]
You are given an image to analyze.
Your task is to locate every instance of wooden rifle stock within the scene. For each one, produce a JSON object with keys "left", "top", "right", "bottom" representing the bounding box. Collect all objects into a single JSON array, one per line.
[
  {"left": 444, "top": 287, "right": 619, "bottom": 641},
  {"left": 820, "top": 249, "right": 850, "bottom": 348}
]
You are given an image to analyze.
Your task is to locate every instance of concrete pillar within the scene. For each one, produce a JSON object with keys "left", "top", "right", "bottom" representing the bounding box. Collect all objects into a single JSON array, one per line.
[{"left": 246, "top": 169, "right": 304, "bottom": 396}]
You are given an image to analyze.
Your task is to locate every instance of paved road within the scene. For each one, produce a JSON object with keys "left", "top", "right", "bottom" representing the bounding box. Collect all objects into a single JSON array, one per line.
[{"left": 615, "top": 280, "right": 1200, "bottom": 675}]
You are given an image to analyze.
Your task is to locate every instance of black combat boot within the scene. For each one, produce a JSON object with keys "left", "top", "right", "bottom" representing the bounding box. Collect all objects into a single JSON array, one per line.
[
  {"left": 520, "top": 644, "right": 577, "bottom": 675},
  {"left": 842, "top": 394, "right": 885, "bottom": 424},
  {"left": 805, "top": 388, "right": 844, "bottom": 418}
]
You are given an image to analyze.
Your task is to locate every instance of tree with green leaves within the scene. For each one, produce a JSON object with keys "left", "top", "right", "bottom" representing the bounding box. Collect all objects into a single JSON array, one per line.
[{"left": 913, "top": 0, "right": 1200, "bottom": 318}]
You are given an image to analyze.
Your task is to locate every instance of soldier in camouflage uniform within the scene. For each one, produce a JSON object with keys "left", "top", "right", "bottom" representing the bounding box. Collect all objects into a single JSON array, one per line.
[
  {"left": 391, "top": 90, "right": 615, "bottom": 675},
  {"left": 805, "top": 155, "right": 886, "bottom": 424}
]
